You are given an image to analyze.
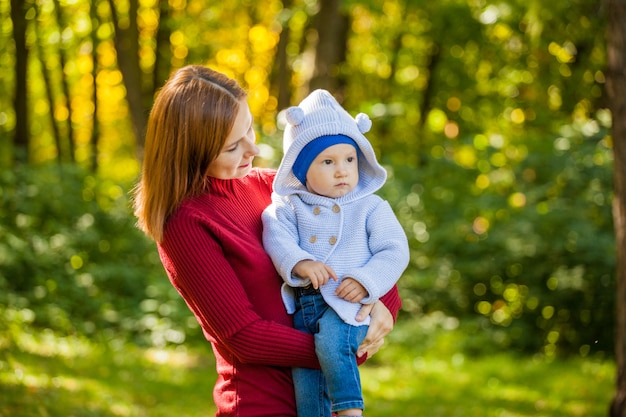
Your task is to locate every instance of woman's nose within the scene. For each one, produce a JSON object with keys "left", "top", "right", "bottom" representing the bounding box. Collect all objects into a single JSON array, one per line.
[{"left": 245, "top": 133, "right": 260, "bottom": 156}]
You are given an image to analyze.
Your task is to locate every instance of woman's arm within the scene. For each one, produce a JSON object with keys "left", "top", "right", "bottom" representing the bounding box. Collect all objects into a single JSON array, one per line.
[
  {"left": 160, "top": 207, "right": 320, "bottom": 370},
  {"left": 378, "top": 284, "right": 402, "bottom": 321},
  {"left": 355, "top": 285, "right": 401, "bottom": 361},
  {"left": 168, "top": 275, "right": 320, "bottom": 369}
]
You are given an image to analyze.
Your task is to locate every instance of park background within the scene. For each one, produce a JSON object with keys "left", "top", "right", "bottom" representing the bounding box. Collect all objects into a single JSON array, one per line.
[{"left": 0, "top": 0, "right": 618, "bottom": 415}]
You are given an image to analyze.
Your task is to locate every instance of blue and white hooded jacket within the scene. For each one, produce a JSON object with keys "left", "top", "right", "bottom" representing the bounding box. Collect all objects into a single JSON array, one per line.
[{"left": 262, "top": 89, "right": 410, "bottom": 326}]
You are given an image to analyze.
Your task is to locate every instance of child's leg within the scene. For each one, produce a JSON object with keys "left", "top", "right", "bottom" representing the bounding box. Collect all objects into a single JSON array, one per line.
[
  {"left": 293, "top": 367, "right": 331, "bottom": 417},
  {"left": 292, "top": 289, "right": 332, "bottom": 417},
  {"left": 315, "top": 309, "right": 368, "bottom": 416}
]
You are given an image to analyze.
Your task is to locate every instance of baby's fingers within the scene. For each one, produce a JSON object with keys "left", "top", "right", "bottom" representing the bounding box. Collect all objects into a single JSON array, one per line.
[{"left": 324, "top": 265, "right": 338, "bottom": 281}]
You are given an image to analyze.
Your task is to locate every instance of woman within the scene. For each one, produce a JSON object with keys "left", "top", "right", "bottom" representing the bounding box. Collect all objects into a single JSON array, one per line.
[{"left": 132, "top": 65, "right": 402, "bottom": 417}]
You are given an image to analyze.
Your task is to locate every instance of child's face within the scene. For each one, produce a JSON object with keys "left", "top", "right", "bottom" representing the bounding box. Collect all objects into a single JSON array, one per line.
[{"left": 305, "top": 143, "right": 359, "bottom": 198}]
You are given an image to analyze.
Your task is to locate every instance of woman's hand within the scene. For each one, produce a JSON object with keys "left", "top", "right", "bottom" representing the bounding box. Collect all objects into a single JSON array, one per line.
[{"left": 356, "top": 301, "right": 394, "bottom": 358}]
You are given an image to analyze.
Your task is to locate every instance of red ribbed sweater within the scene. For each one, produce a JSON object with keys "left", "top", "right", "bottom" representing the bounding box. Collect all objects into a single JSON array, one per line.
[{"left": 158, "top": 168, "right": 401, "bottom": 417}]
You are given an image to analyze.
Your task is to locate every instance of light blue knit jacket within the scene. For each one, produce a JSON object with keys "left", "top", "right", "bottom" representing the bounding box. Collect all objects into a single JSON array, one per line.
[{"left": 262, "top": 90, "right": 410, "bottom": 326}]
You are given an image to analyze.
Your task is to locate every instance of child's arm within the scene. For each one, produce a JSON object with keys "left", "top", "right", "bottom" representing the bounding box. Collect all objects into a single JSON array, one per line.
[
  {"left": 262, "top": 194, "right": 320, "bottom": 287},
  {"left": 293, "top": 260, "right": 338, "bottom": 289},
  {"left": 343, "top": 199, "right": 410, "bottom": 304}
]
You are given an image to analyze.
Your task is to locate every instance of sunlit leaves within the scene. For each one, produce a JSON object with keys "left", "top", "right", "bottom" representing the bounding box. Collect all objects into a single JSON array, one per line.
[
  {"left": 426, "top": 108, "right": 447, "bottom": 133},
  {"left": 249, "top": 24, "right": 278, "bottom": 53},
  {"left": 507, "top": 192, "right": 526, "bottom": 208},
  {"left": 549, "top": 41, "right": 577, "bottom": 64},
  {"left": 454, "top": 145, "right": 477, "bottom": 169},
  {"left": 0, "top": 0, "right": 614, "bottom": 358}
]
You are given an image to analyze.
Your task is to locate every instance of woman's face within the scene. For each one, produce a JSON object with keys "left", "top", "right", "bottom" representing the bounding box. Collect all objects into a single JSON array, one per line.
[{"left": 206, "top": 100, "right": 259, "bottom": 179}]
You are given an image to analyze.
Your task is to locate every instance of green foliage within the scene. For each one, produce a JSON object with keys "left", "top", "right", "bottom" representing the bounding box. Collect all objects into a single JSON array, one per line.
[
  {"left": 0, "top": 126, "right": 613, "bottom": 357},
  {"left": 0, "top": 0, "right": 616, "bottom": 360},
  {"left": 380, "top": 113, "right": 614, "bottom": 357},
  {"left": 0, "top": 165, "right": 201, "bottom": 347},
  {"left": 0, "top": 323, "right": 613, "bottom": 417}
]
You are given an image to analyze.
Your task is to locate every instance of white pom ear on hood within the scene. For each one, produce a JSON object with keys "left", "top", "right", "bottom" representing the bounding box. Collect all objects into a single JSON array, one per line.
[
  {"left": 355, "top": 113, "right": 372, "bottom": 133},
  {"left": 285, "top": 106, "right": 305, "bottom": 126}
]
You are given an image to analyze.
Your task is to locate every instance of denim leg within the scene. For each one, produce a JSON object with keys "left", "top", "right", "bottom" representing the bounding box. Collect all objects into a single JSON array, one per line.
[
  {"left": 315, "top": 308, "right": 368, "bottom": 413},
  {"left": 293, "top": 367, "right": 328, "bottom": 417},
  {"left": 292, "top": 292, "right": 332, "bottom": 417}
]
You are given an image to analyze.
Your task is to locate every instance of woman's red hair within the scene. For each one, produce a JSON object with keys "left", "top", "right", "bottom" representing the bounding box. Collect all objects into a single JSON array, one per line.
[{"left": 133, "top": 65, "right": 246, "bottom": 242}]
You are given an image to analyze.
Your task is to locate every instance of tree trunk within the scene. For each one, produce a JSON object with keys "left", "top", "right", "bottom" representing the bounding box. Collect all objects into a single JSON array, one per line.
[
  {"left": 33, "top": 2, "right": 63, "bottom": 165},
  {"left": 51, "top": 0, "right": 75, "bottom": 162},
  {"left": 609, "top": 0, "right": 626, "bottom": 416},
  {"left": 308, "top": 0, "right": 349, "bottom": 96},
  {"left": 153, "top": 0, "right": 172, "bottom": 94},
  {"left": 89, "top": 0, "right": 101, "bottom": 172},
  {"left": 270, "top": 0, "right": 293, "bottom": 110},
  {"left": 10, "top": 0, "right": 29, "bottom": 164},
  {"left": 107, "top": 0, "right": 147, "bottom": 160},
  {"left": 416, "top": 42, "right": 440, "bottom": 167}
]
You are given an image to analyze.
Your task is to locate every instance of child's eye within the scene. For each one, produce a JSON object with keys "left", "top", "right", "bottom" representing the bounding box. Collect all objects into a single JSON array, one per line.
[
  {"left": 347, "top": 157, "right": 355, "bottom": 163},
  {"left": 323, "top": 159, "right": 333, "bottom": 165}
]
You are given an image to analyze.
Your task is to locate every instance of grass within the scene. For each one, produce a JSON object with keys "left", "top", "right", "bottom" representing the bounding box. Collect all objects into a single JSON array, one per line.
[
  {"left": 361, "top": 351, "right": 612, "bottom": 416},
  {"left": 0, "top": 325, "right": 615, "bottom": 417},
  {"left": 0, "top": 330, "right": 216, "bottom": 417}
]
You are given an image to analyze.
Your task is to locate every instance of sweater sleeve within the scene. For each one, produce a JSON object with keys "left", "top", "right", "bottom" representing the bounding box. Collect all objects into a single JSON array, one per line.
[
  {"left": 379, "top": 285, "right": 402, "bottom": 322},
  {"left": 348, "top": 200, "right": 410, "bottom": 305},
  {"left": 360, "top": 200, "right": 410, "bottom": 321},
  {"left": 160, "top": 209, "right": 320, "bottom": 369},
  {"left": 262, "top": 194, "right": 316, "bottom": 286}
]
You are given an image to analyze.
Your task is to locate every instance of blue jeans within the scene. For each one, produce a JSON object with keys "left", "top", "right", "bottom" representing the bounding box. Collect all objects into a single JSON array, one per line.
[{"left": 292, "top": 287, "right": 368, "bottom": 417}]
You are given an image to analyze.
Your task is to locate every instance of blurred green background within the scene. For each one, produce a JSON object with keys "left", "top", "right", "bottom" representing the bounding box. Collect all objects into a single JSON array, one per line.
[{"left": 0, "top": 0, "right": 616, "bottom": 415}]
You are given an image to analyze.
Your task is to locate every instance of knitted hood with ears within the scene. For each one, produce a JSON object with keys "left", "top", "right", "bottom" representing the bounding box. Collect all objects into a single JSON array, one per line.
[{"left": 273, "top": 89, "right": 387, "bottom": 200}]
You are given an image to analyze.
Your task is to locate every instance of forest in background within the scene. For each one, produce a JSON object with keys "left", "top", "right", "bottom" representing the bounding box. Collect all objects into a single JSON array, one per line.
[{"left": 0, "top": 0, "right": 615, "bottom": 369}]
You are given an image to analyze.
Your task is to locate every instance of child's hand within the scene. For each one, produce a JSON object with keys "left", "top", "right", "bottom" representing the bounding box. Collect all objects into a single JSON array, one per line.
[
  {"left": 335, "top": 277, "right": 368, "bottom": 303},
  {"left": 293, "top": 260, "right": 337, "bottom": 289}
]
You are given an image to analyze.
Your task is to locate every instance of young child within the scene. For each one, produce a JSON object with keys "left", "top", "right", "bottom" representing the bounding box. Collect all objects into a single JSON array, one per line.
[{"left": 262, "top": 89, "right": 410, "bottom": 417}]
